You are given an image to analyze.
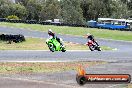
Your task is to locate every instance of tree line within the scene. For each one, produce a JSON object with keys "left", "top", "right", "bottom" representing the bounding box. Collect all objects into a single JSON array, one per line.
[{"left": 0, "top": 0, "right": 132, "bottom": 25}]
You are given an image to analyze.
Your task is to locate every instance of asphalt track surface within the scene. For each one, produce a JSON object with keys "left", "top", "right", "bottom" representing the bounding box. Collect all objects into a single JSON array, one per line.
[
  {"left": 0, "top": 26, "right": 132, "bottom": 88},
  {"left": 0, "top": 26, "right": 132, "bottom": 62}
]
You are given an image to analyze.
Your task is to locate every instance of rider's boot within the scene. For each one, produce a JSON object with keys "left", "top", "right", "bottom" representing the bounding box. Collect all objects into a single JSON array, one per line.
[{"left": 60, "top": 42, "right": 64, "bottom": 47}]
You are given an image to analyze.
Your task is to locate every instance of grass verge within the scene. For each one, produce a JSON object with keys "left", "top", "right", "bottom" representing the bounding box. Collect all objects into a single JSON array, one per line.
[
  {"left": 128, "top": 84, "right": 132, "bottom": 88},
  {"left": 0, "top": 22, "right": 132, "bottom": 41},
  {"left": 0, "top": 37, "right": 112, "bottom": 50},
  {"left": 0, "top": 61, "right": 106, "bottom": 74}
]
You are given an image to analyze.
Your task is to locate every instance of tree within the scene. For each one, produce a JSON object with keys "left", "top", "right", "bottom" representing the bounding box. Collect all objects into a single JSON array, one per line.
[
  {"left": 80, "top": 0, "right": 91, "bottom": 21},
  {"left": 60, "top": 0, "right": 85, "bottom": 25},
  {"left": 110, "top": 0, "right": 129, "bottom": 18},
  {"left": 0, "top": 4, "right": 10, "bottom": 18},
  {"left": 88, "top": 0, "right": 110, "bottom": 20},
  {"left": 9, "top": 3, "right": 27, "bottom": 19},
  {"left": 0, "top": 0, "right": 11, "bottom": 18},
  {"left": 40, "top": 0, "right": 61, "bottom": 21},
  {"left": 0, "top": 0, "right": 27, "bottom": 19},
  {"left": 26, "top": 0, "right": 42, "bottom": 20},
  {"left": 80, "top": 0, "right": 113, "bottom": 21},
  {"left": 15, "top": 0, "right": 30, "bottom": 6}
]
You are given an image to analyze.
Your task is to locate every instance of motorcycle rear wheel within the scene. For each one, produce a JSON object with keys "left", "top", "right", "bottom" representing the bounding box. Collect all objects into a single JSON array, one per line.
[
  {"left": 97, "top": 47, "right": 101, "bottom": 51},
  {"left": 61, "top": 47, "right": 66, "bottom": 52}
]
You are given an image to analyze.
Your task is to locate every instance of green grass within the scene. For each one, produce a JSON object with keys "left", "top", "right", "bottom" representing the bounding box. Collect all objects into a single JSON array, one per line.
[
  {"left": 0, "top": 38, "right": 48, "bottom": 50},
  {"left": 0, "top": 22, "right": 132, "bottom": 41},
  {"left": 0, "top": 37, "right": 112, "bottom": 50},
  {"left": 0, "top": 62, "right": 106, "bottom": 74},
  {"left": 128, "top": 84, "right": 132, "bottom": 88}
]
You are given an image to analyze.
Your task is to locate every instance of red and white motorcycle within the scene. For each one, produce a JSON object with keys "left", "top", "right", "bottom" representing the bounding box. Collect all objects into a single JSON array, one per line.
[{"left": 86, "top": 40, "right": 101, "bottom": 51}]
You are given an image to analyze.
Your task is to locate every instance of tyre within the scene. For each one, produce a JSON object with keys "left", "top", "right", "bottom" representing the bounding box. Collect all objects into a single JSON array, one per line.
[
  {"left": 13, "top": 39, "right": 17, "bottom": 43},
  {"left": 48, "top": 43, "right": 55, "bottom": 52},
  {"left": 94, "top": 46, "right": 101, "bottom": 51},
  {"left": 89, "top": 45, "right": 95, "bottom": 51},
  {"left": 97, "top": 47, "right": 101, "bottom": 51},
  {"left": 76, "top": 76, "right": 87, "bottom": 85},
  {"left": 61, "top": 47, "right": 66, "bottom": 52}
]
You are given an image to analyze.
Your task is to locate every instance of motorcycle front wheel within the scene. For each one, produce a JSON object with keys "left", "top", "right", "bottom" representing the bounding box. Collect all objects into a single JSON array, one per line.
[
  {"left": 48, "top": 43, "right": 55, "bottom": 52},
  {"left": 89, "top": 45, "right": 95, "bottom": 51}
]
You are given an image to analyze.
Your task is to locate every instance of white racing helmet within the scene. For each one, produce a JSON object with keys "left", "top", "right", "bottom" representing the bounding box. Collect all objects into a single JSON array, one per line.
[
  {"left": 86, "top": 33, "right": 91, "bottom": 36},
  {"left": 48, "top": 29, "right": 52, "bottom": 33}
]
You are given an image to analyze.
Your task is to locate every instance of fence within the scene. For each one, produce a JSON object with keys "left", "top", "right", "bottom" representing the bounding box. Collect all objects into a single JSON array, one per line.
[
  {"left": 0, "top": 18, "right": 131, "bottom": 31},
  {"left": 0, "top": 18, "right": 86, "bottom": 27}
]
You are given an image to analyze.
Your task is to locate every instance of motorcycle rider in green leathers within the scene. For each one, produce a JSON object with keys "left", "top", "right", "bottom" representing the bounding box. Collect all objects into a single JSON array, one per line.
[{"left": 48, "top": 29, "right": 64, "bottom": 47}]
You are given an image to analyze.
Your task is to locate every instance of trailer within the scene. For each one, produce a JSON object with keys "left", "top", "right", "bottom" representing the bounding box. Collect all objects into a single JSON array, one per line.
[{"left": 87, "top": 18, "right": 128, "bottom": 30}]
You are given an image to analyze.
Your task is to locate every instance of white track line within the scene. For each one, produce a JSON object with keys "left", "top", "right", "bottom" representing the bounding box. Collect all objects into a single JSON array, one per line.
[
  {"left": 0, "top": 60, "right": 75, "bottom": 63},
  {"left": 0, "top": 50, "right": 91, "bottom": 52},
  {"left": 106, "top": 84, "right": 126, "bottom": 88},
  {"left": 0, "top": 59, "right": 95, "bottom": 63}
]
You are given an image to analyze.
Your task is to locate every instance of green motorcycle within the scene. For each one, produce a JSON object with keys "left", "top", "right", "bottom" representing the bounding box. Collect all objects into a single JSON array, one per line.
[{"left": 46, "top": 38, "right": 66, "bottom": 52}]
